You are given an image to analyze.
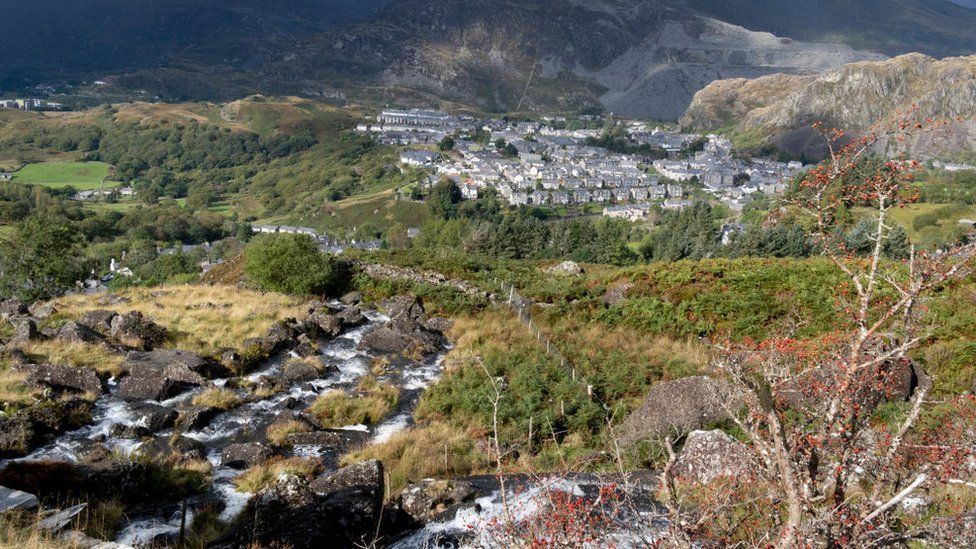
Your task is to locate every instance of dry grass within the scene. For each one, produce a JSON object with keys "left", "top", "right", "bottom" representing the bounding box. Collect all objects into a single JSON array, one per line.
[
  {"left": 342, "top": 422, "right": 489, "bottom": 496},
  {"left": 306, "top": 376, "right": 399, "bottom": 428},
  {"left": 191, "top": 388, "right": 243, "bottom": 411},
  {"left": 53, "top": 284, "right": 307, "bottom": 355},
  {"left": 265, "top": 420, "right": 314, "bottom": 447},
  {"left": 0, "top": 364, "right": 41, "bottom": 410},
  {"left": 11, "top": 340, "right": 125, "bottom": 378},
  {"left": 0, "top": 511, "right": 84, "bottom": 549},
  {"left": 233, "top": 457, "right": 322, "bottom": 494}
]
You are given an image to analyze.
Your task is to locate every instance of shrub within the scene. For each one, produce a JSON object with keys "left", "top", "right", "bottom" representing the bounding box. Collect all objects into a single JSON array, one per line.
[
  {"left": 243, "top": 233, "right": 344, "bottom": 296},
  {"left": 307, "top": 376, "right": 399, "bottom": 428},
  {"left": 233, "top": 457, "right": 321, "bottom": 493},
  {"left": 191, "top": 388, "right": 243, "bottom": 411}
]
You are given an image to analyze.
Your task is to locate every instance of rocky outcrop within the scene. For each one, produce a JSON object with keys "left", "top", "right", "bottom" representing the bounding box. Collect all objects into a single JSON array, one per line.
[
  {"left": 130, "top": 403, "right": 178, "bottom": 432},
  {"left": 122, "top": 349, "right": 228, "bottom": 384},
  {"left": 117, "top": 376, "right": 185, "bottom": 402},
  {"left": 619, "top": 376, "right": 738, "bottom": 446},
  {"left": 681, "top": 54, "right": 976, "bottom": 159},
  {"left": 215, "top": 460, "right": 385, "bottom": 548},
  {"left": 546, "top": 261, "right": 583, "bottom": 276},
  {"left": 0, "top": 486, "right": 39, "bottom": 512},
  {"left": 9, "top": 317, "right": 39, "bottom": 343},
  {"left": 16, "top": 364, "right": 102, "bottom": 396},
  {"left": 360, "top": 295, "right": 443, "bottom": 356},
  {"left": 109, "top": 311, "right": 168, "bottom": 350},
  {"left": 54, "top": 322, "right": 109, "bottom": 346},
  {"left": 176, "top": 406, "right": 222, "bottom": 431},
  {"left": 672, "top": 430, "right": 756, "bottom": 485},
  {"left": 221, "top": 443, "right": 274, "bottom": 469},
  {"left": 79, "top": 310, "right": 118, "bottom": 332},
  {"left": 398, "top": 479, "right": 477, "bottom": 523},
  {"left": 0, "top": 400, "right": 93, "bottom": 458},
  {"left": 0, "top": 299, "right": 29, "bottom": 319}
]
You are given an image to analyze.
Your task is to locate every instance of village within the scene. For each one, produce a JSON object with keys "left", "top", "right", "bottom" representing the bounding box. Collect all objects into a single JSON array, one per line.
[{"left": 359, "top": 108, "right": 812, "bottom": 222}]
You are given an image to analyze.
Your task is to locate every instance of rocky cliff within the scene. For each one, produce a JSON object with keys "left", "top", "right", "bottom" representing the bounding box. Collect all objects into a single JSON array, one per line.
[{"left": 681, "top": 54, "right": 976, "bottom": 158}]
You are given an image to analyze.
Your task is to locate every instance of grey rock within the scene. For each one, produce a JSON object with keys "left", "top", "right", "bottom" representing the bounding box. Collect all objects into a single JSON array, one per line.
[
  {"left": 0, "top": 299, "right": 28, "bottom": 319},
  {"left": 176, "top": 406, "right": 222, "bottom": 431},
  {"left": 336, "top": 307, "right": 367, "bottom": 328},
  {"left": 117, "top": 376, "right": 185, "bottom": 402},
  {"left": 55, "top": 322, "right": 108, "bottom": 346},
  {"left": 379, "top": 295, "right": 425, "bottom": 323},
  {"left": 38, "top": 503, "right": 87, "bottom": 533},
  {"left": 221, "top": 442, "right": 273, "bottom": 469},
  {"left": 307, "top": 311, "right": 343, "bottom": 338},
  {"left": 0, "top": 485, "right": 38, "bottom": 512},
  {"left": 546, "top": 260, "right": 583, "bottom": 276},
  {"left": 27, "top": 302, "right": 57, "bottom": 320},
  {"left": 109, "top": 312, "right": 168, "bottom": 350},
  {"left": 10, "top": 317, "right": 39, "bottom": 342},
  {"left": 603, "top": 281, "right": 633, "bottom": 306},
  {"left": 285, "top": 429, "right": 370, "bottom": 453},
  {"left": 619, "top": 376, "right": 738, "bottom": 445},
  {"left": 79, "top": 310, "right": 118, "bottom": 331},
  {"left": 16, "top": 363, "right": 102, "bottom": 395},
  {"left": 672, "top": 430, "right": 756, "bottom": 485},
  {"left": 131, "top": 403, "right": 178, "bottom": 432},
  {"left": 423, "top": 316, "right": 453, "bottom": 334},
  {"left": 122, "top": 349, "right": 229, "bottom": 384},
  {"left": 399, "top": 479, "right": 477, "bottom": 522},
  {"left": 137, "top": 434, "right": 206, "bottom": 462},
  {"left": 340, "top": 291, "right": 362, "bottom": 305},
  {"left": 109, "top": 423, "right": 153, "bottom": 440},
  {"left": 280, "top": 360, "right": 323, "bottom": 382}
]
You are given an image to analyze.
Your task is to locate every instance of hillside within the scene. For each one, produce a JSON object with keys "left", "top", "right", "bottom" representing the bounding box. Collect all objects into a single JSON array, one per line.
[
  {"left": 681, "top": 53, "right": 976, "bottom": 158},
  {"left": 4, "top": 0, "right": 976, "bottom": 118}
]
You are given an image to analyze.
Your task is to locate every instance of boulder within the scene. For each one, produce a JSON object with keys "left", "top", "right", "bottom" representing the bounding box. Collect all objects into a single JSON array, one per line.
[
  {"left": 398, "top": 479, "right": 477, "bottom": 522},
  {"left": 109, "top": 312, "right": 168, "bottom": 350},
  {"left": 131, "top": 403, "right": 178, "bottom": 432},
  {"left": 0, "top": 416, "right": 35, "bottom": 458},
  {"left": 340, "top": 291, "right": 363, "bottom": 306},
  {"left": 423, "top": 316, "right": 453, "bottom": 334},
  {"left": 358, "top": 327, "right": 421, "bottom": 355},
  {"left": 21, "top": 400, "right": 92, "bottom": 437},
  {"left": 122, "top": 349, "right": 229, "bottom": 383},
  {"left": 281, "top": 360, "right": 323, "bottom": 383},
  {"left": 176, "top": 406, "right": 222, "bottom": 431},
  {"left": 291, "top": 334, "right": 318, "bottom": 358},
  {"left": 117, "top": 377, "right": 185, "bottom": 402},
  {"left": 0, "top": 299, "right": 28, "bottom": 319},
  {"left": 38, "top": 503, "right": 88, "bottom": 533},
  {"left": 618, "top": 376, "right": 738, "bottom": 446},
  {"left": 79, "top": 310, "right": 118, "bottom": 332},
  {"left": 603, "top": 281, "right": 633, "bottom": 306},
  {"left": 54, "top": 322, "right": 108, "bottom": 346},
  {"left": 336, "top": 307, "right": 367, "bottom": 329},
  {"left": 109, "top": 423, "right": 153, "bottom": 440},
  {"left": 137, "top": 434, "right": 206, "bottom": 462},
  {"left": 672, "top": 430, "right": 756, "bottom": 485},
  {"left": 0, "top": 485, "right": 39, "bottom": 512},
  {"left": 285, "top": 429, "right": 370, "bottom": 454},
  {"left": 27, "top": 302, "right": 56, "bottom": 320},
  {"left": 379, "top": 295, "right": 425, "bottom": 323},
  {"left": 214, "top": 460, "right": 385, "bottom": 548},
  {"left": 221, "top": 443, "right": 274, "bottom": 469},
  {"left": 546, "top": 261, "right": 583, "bottom": 276},
  {"left": 16, "top": 364, "right": 103, "bottom": 395},
  {"left": 74, "top": 441, "right": 112, "bottom": 465},
  {"left": 9, "top": 317, "right": 39, "bottom": 342},
  {"left": 307, "top": 311, "right": 343, "bottom": 338}
]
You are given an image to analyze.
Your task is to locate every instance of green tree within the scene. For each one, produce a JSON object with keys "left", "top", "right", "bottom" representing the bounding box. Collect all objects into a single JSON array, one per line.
[
  {"left": 428, "top": 179, "right": 462, "bottom": 220},
  {"left": 243, "top": 233, "right": 343, "bottom": 296},
  {"left": 438, "top": 136, "right": 456, "bottom": 151},
  {"left": 0, "top": 216, "right": 87, "bottom": 302},
  {"left": 883, "top": 224, "right": 911, "bottom": 259}
]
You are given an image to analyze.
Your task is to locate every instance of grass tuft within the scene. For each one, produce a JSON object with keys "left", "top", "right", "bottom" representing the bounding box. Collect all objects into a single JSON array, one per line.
[
  {"left": 306, "top": 376, "right": 399, "bottom": 428},
  {"left": 233, "top": 457, "right": 322, "bottom": 494}
]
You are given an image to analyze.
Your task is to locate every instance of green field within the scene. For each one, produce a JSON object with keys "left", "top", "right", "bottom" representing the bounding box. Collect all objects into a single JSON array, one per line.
[{"left": 12, "top": 161, "right": 112, "bottom": 190}]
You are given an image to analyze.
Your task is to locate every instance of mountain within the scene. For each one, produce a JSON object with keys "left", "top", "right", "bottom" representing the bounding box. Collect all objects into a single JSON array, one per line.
[
  {"left": 279, "top": 0, "right": 884, "bottom": 118},
  {"left": 684, "top": 0, "right": 976, "bottom": 58},
  {"left": 0, "top": 0, "right": 390, "bottom": 90},
  {"left": 2, "top": 0, "right": 976, "bottom": 118},
  {"left": 680, "top": 53, "right": 976, "bottom": 158}
]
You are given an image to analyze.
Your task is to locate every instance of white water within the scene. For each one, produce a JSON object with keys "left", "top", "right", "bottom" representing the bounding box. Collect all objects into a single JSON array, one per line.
[{"left": 11, "top": 305, "right": 449, "bottom": 547}]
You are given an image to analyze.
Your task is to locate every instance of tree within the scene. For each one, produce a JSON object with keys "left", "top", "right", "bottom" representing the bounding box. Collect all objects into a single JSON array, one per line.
[
  {"left": 660, "top": 112, "right": 976, "bottom": 547},
  {"left": 243, "top": 233, "right": 343, "bottom": 296},
  {"left": 428, "top": 179, "right": 462, "bottom": 220},
  {"left": 437, "top": 136, "right": 456, "bottom": 151},
  {"left": 0, "top": 216, "right": 87, "bottom": 302}
]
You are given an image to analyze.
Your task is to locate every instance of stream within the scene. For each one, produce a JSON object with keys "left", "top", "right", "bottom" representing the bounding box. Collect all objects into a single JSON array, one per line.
[{"left": 12, "top": 305, "right": 448, "bottom": 547}]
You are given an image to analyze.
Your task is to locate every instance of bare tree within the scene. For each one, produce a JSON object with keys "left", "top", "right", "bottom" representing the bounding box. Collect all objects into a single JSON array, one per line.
[{"left": 663, "top": 111, "right": 976, "bottom": 547}]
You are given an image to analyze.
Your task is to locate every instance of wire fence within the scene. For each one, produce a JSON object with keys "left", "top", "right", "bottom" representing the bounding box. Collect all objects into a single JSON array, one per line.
[{"left": 494, "top": 278, "right": 595, "bottom": 400}]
